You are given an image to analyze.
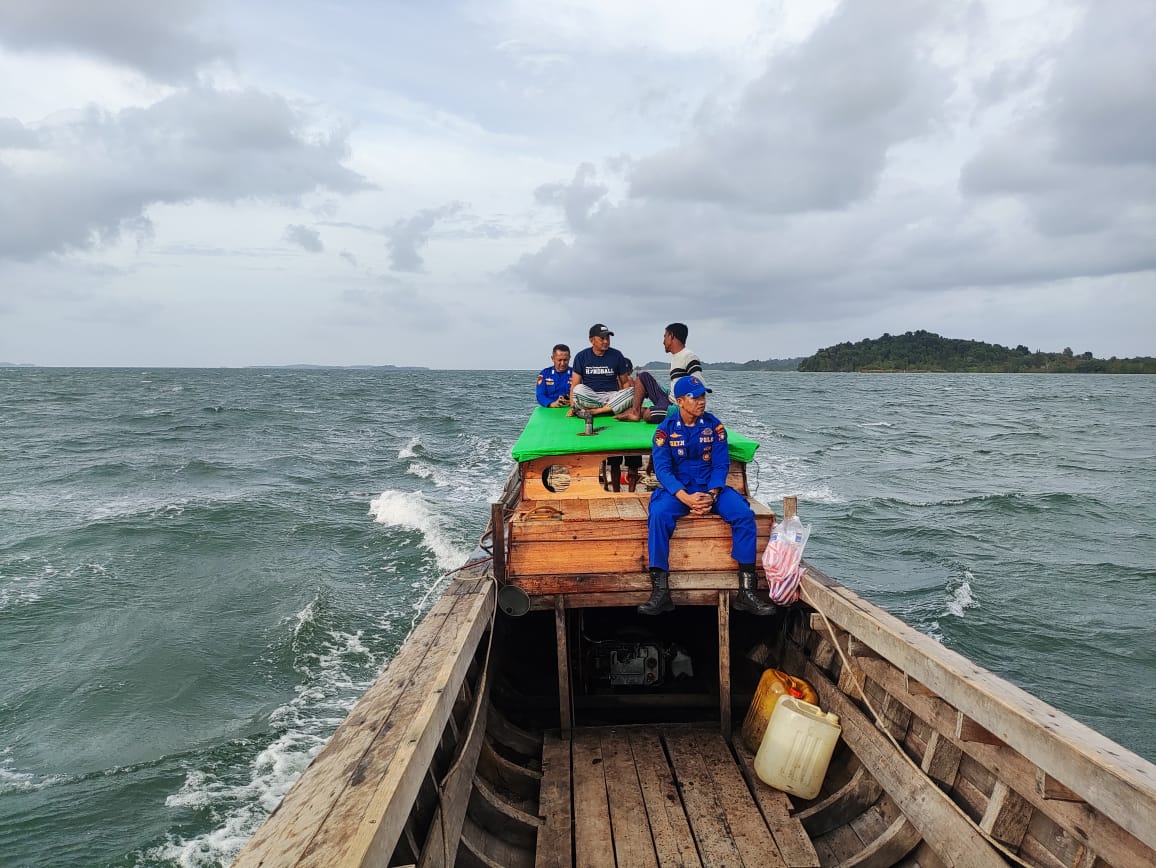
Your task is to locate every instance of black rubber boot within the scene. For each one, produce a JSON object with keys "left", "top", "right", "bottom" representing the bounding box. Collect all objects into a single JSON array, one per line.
[
  {"left": 638, "top": 568, "right": 675, "bottom": 616},
  {"left": 732, "top": 569, "right": 777, "bottom": 616}
]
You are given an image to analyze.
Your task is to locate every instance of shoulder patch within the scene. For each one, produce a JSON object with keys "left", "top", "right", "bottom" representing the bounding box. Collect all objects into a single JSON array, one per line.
[
  {"left": 537, "top": 373, "right": 544, "bottom": 385},
  {"left": 715, "top": 423, "right": 727, "bottom": 441},
  {"left": 653, "top": 429, "right": 667, "bottom": 447}
]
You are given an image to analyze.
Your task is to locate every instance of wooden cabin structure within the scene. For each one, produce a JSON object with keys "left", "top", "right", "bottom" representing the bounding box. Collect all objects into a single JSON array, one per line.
[{"left": 235, "top": 410, "right": 1156, "bottom": 867}]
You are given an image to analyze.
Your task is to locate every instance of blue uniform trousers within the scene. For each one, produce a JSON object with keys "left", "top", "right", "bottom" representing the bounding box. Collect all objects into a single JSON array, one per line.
[{"left": 647, "top": 486, "right": 757, "bottom": 571}]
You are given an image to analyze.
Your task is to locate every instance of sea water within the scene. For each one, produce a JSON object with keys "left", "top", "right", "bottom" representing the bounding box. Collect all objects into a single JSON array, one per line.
[{"left": 1, "top": 368, "right": 1153, "bottom": 866}]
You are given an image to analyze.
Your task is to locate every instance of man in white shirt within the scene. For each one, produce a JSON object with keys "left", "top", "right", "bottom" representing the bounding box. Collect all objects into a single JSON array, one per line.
[{"left": 664, "top": 322, "right": 704, "bottom": 389}]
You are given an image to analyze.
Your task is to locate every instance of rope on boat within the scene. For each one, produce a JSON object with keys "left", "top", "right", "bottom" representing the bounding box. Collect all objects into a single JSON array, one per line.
[{"left": 802, "top": 580, "right": 1035, "bottom": 868}]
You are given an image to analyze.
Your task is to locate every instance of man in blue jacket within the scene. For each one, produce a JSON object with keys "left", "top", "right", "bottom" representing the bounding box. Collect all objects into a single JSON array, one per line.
[
  {"left": 536, "top": 344, "right": 572, "bottom": 408},
  {"left": 641, "top": 376, "right": 775, "bottom": 616}
]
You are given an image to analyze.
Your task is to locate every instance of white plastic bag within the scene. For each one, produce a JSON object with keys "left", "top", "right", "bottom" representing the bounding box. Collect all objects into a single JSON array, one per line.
[{"left": 761, "top": 514, "right": 811, "bottom": 605}]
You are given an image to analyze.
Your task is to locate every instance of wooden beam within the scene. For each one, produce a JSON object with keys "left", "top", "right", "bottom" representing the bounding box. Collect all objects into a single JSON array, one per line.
[
  {"left": 508, "top": 535, "right": 770, "bottom": 579},
  {"left": 980, "top": 780, "right": 1032, "bottom": 847},
  {"left": 1035, "top": 769, "right": 1085, "bottom": 802},
  {"left": 234, "top": 581, "right": 494, "bottom": 868},
  {"left": 515, "top": 570, "right": 745, "bottom": 595},
  {"left": 718, "top": 591, "right": 731, "bottom": 738},
  {"left": 629, "top": 728, "right": 700, "bottom": 867},
  {"left": 555, "top": 596, "right": 572, "bottom": 738},
  {"left": 920, "top": 731, "right": 963, "bottom": 791},
  {"left": 856, "top": 655, "right": 1155, "bottom": 868},
  {"left": 905, "top": 675, "right": 938, "bottom": 696},
  {"left": 663, "top": 729, "right": 747, "bottom": 866},
  {"left": 599, "top": 729, "right": 659, "bottom": 868},
  {"left": 417, "top": 656, "right": 492, "bottom": 868},
  {"left": 528, "top": 590, "right": 722, "bottom": 610},
  {"left": 843, "top": 814, "right": 922, "bottom": 868},
  {"left": 693, "top": 731, "right": 786, "bottom": 867},
  {"left": 308, "top": 587, "right": 495, "bottom": 867},
  {"left": 801, "top": 567, "right": 1156, "bottom": 853},
  {"left": 803, "top": 660, "right": 1007, "bottom": 867},
  {"left": 534, "top": 733, "right": 572, "bottom": 868},
  {"left": 955, "top": 713, "right": 1005, "bottom": 747},
  {"left": 791, "top": 763, "right": 883, "bottom": 838},
  {"left": 571, "top": 730, "right": 615, "bottom": 868},
  {"left": 732, "top": 740, "right": 821, "bottom": 866},
  {"left": 491, "top": 503, "right": 506, "bottom": 581},
  {"left": 874, "top": 691, "right": 913, "bottom": 742}
]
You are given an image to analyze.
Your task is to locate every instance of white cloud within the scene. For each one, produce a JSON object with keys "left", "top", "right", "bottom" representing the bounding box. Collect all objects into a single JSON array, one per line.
[
  {"left": 0, "top": 87, "right": 370, "bottom": 260},
  {"left": 0, "top": 0, "right": 1152, "bottom": 366}
]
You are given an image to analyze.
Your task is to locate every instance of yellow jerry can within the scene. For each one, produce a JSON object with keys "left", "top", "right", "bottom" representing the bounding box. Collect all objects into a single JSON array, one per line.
[{"left": 741, "top": 668, "right": 818, "bottom": 753}]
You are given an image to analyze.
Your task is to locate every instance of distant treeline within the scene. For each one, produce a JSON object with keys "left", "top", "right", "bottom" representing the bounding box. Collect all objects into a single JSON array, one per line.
[
  {"left": 641, "top": 357, "right": 804, "bottom": 371},
  {"left": 797, "top": 330, "right": 1156, "bottom": 373}
]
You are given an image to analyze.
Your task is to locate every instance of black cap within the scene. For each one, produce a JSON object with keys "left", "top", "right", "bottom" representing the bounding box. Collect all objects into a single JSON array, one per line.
[{"left": 589, "top": 323, "right": 614, "bottom": 338}]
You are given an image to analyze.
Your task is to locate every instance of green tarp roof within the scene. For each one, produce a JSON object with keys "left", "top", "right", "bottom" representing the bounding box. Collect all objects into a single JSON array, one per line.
[{"left": 511, "top": 406, "right": 759, "bottom": 463}]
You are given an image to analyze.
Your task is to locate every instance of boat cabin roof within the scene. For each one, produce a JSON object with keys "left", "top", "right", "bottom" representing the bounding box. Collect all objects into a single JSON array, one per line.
[{"left": 511, "top": 406, "right": 760, "bottom": 463}]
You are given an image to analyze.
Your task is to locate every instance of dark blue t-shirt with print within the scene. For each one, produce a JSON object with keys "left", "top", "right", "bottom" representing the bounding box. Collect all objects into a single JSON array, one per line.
[{"left": 573, "top": 347, "right": 628, "bottom": 392}]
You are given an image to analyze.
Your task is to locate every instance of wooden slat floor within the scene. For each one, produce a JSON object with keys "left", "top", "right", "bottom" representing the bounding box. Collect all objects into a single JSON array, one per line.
[{"left": 536, "top": 724, "right": 820, "bottom": 868}]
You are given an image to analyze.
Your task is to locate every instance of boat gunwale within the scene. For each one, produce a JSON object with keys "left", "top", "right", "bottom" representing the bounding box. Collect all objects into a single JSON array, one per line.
[{"left": 799, "top": 563, "right": 1156, "bottom": 855}]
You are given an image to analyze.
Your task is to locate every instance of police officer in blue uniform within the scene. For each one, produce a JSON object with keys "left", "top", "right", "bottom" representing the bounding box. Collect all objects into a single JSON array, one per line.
[
  {"left": 536, "top": 344, "right": 572, "bottom": 408},
  {"left": 641, "top": 376, "right": 775, "bottom": 616}
]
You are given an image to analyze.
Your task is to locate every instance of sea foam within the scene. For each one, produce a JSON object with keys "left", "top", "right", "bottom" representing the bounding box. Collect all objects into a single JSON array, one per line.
[
  {"left": 368, "top": 489, "right": 469, "bottom": 572},
  {"left": 945, "top": 571, "right": 977, "bottom": 618},
  {"left": 151, "top": 622, "right": 383, "bottom": 867}
]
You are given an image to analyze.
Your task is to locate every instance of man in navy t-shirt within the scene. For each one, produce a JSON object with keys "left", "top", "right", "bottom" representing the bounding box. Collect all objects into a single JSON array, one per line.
[
  {"left": 569, "top": 324, "right": 635, "bottom": 416},
  {"left": 536, "top": 344, "right": 572, "bottom": 408}
]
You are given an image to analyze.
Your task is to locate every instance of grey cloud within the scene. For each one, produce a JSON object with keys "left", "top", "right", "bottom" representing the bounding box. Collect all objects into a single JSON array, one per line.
[
  {"left": 0, "top": 0, "right": 228, "bottom": 83},
  {"left": 961, "top": 2, "right": 1156, "bottom": 238},
  {"left": 0, "top": 117, "right": 39, "bottom": 148},
  {"left": 386, "top": 203, "right": 465, "bottom": 272},
  {"left": 630, "top": 0, "right": 952, "bottom": 213},
  {"left": 507, "top": 0, "right": 1156, "bottom": 336},
  {"left": 0, "top": 87, "right": 372, "bottom": 261},
  {"left": 339, "top": 250, "right": 358, "bottom": 267},
  {"left": 534, "top": 163, "right": 609, "bottom": 231},
  {"left": 1048, "top": 4, "right": 1156, "bottom": 167},
  {"left": 284, "top": 224, "right": 324, "bottom": 253}
]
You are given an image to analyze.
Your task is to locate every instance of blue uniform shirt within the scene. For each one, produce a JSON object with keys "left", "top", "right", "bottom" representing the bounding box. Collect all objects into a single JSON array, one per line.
[
  {"left": 536, "top": 366, "right": 572, "bottom": 406},
  {"left": 651, "top": 411, "right": 731, "bottom": 495}
]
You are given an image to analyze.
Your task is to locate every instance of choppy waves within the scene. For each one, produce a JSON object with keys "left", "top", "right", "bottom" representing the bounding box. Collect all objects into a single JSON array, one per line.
[{"left": 2, "top": 368, "right": 1154, "bottom": 866}]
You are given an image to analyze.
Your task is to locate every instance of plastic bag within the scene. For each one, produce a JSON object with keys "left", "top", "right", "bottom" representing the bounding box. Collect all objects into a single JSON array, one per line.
[{"left": 761, "top": 514, "right": 811, "bottom": 605}]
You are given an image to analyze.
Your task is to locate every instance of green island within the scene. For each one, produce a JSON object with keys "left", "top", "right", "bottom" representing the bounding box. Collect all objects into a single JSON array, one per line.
[
  {"left": 796, "top": 331, "right": 1156, "bottom": 373},
  {"left": 644, "top": 331, "right": 1154, "bottom": 374}
]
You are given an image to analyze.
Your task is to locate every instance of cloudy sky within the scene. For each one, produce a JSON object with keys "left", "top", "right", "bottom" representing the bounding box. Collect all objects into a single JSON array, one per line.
[{"left": 1, "top": 0, "right": 1153, "bottom": 368}]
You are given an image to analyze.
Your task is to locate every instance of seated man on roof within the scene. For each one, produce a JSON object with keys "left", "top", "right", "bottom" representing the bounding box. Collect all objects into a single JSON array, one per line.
[
  {"left": 536, "top": 343, "right": 572, "bottom": 408},
  {"left": 664, "top": 321, "right": 705, "bottom": 390},
  {"left": 568, "top": 323, "right": 635, "bottom": 417},
  {"left": 615, "top": 359, "right": 672, "bottom": 424},
  {"left": 640, "top": 376, "right": 775, "bottom": 617}
]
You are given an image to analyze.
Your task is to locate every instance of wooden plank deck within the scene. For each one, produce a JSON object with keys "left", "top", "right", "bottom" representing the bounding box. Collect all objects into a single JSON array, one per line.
[{"left": 537, "top": 724, "right": 817, "bottom": 868}]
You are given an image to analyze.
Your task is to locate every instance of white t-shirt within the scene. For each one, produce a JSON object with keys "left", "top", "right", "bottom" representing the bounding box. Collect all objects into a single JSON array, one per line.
[{"left": 669, "top": 348, "right": 705, "bottom": 386}]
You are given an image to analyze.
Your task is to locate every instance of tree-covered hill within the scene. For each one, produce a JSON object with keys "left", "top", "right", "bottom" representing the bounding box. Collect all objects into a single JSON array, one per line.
[{"left": 798, "top": 331, "right": 1156, "bottom": 373}]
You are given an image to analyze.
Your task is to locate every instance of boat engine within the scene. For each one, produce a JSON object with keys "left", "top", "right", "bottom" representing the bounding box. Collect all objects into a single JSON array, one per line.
[{"left": 586, "top": 639, "right": 694, "bottom": 687}]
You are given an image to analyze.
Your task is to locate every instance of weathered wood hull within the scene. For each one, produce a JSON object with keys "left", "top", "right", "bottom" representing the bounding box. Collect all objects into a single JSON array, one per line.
[{"left": 235, "top": 458, "right": 1156, "bottom": 867}]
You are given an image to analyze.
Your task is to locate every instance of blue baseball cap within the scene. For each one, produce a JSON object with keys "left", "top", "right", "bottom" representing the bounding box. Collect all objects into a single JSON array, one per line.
[{"left": 673, "top": 376, "right": 711, "bottom": 399}]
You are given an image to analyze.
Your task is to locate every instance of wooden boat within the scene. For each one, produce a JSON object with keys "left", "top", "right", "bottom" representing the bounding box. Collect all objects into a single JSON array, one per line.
[{"left": 235, "top": 410, "right": 1156, "bottom": 867}]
